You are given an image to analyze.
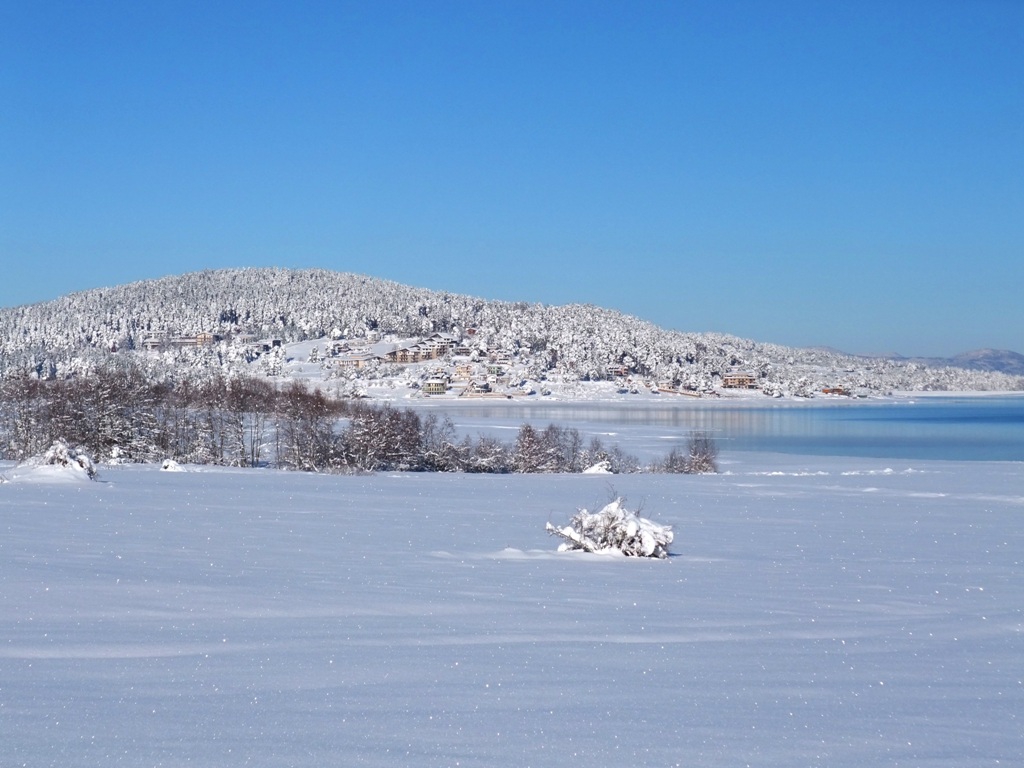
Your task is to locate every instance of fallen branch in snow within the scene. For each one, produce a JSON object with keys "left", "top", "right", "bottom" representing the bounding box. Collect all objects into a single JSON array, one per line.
[
  {"left": 546, "top": 497, "right": 673, "bottom": 558},
  {"left": 546, "top": 521, "right": 601, "bottom": 553}
]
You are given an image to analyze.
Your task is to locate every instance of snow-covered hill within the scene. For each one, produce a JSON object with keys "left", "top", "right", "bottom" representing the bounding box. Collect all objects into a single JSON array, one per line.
[{"left": 0, "top": 268, "right": 1020, "bottom": 396}]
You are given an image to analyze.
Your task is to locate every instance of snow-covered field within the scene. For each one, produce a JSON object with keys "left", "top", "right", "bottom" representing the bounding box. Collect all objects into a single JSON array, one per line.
[{"left": 2, "top": 453, "right": 1022, "bottom": 766}]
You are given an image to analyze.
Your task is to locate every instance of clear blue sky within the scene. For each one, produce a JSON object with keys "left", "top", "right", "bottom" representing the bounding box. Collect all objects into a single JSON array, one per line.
[{"left": 2, "top": 1, "right": 1021, "bottom": 357}]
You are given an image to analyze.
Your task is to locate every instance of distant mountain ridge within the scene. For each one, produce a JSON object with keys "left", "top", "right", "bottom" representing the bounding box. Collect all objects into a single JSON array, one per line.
[
  {"left": 889, "top": 349, "right": 1024, "bottom": 377},
  {"left": 0, "top": 268, "right": 1021, "bottom": 395}
]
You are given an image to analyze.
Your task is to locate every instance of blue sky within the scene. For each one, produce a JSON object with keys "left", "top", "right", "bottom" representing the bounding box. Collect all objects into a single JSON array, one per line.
[{"left": 2, "top": 1, "right": 1022, "bottom": 357}]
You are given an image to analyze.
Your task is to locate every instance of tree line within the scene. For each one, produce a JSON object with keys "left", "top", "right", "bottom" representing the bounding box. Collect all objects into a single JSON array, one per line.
[{"left": 0, "top": 363, "right": 717, "bottom": 474}]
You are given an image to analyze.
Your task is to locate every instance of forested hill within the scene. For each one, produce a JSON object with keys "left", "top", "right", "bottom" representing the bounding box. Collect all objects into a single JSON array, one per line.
[{"left": 1, "top": 268, "right": 1021, "bottom": 394}]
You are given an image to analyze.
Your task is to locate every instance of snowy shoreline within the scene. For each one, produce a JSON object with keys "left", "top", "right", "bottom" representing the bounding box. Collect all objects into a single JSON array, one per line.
[{"left": 2, "top": 452, "right": 1022, "bottom": 766}]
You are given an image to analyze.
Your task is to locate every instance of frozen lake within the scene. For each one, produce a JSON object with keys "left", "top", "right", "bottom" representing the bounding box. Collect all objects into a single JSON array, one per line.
[
  {"left": 407, "top": 395, "right": 1024, "bottom": 462},
  {"left": 2, "top": 451, "right": 1022, "bottom": 766}
]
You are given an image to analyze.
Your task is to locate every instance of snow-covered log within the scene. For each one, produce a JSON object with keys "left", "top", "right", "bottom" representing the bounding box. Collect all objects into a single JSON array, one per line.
[{"left": 546, "top": 497, "right": 673, "bottom": 558}]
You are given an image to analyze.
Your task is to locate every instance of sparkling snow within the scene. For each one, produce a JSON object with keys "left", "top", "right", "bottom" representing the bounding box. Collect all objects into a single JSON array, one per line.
[{"left": 2, "top": 454, "right": 1022, "bottom": 766}]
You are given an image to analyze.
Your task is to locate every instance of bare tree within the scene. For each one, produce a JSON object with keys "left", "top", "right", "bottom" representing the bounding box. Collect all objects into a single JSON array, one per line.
[
  {"left": 223, "top": 375, "right": 277, "bottom": 466},
  {"left": 421, "top": 413, "right": 466, "bottom": 471},
  {"left": 655, "top": 431, "right": 718, "bottom": 474},
  {"left": 342, "top": 403, "right": 424, "bottom": 471},
  {"left": 685, "top": 431, "right": 719, "bottom": 473},
  {"left": 276, "top": 381, "right": 338, "bottom": 471},
  {"left": 468, "top": 434, "right": 511, "bottom": 473},
  {"left": 512, "top": 424, "right": 545, "bottom": 473}
]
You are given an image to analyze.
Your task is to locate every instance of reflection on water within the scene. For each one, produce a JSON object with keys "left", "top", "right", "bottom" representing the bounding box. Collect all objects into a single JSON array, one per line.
[{"left": 414, "top": 397, "right": 1024, "bottom": 461}]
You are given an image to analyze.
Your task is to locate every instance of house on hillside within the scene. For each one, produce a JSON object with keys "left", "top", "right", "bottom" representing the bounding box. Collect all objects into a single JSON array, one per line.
[
  {"left": 336, "top": 352, "right": 379, "bottom": 370},
  {"left": 424, "top": 332, "right": 459, "bottom": 355},
  {"left": 422, "top": 377, "right": 449, "bottom": 395},
  {"left": 396, "top": 345, "right": 422, "bottom": 363},
  {"left": 821, "top": 386, "right": 851, "bottom": 396},
  {"left": 142, "top": 333, "right": 222, "bottom": 351},
  {"left": 383, "top": 333, "right": 461, "bottom": 365},
  {"left": 722, "top": 372, "right": 758, "bottom": 389}
]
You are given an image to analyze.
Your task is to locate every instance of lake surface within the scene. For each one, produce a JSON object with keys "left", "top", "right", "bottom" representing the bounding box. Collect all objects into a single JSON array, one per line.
[{"left": 413, "top": 395, "right": 1024, "bottom": 462}]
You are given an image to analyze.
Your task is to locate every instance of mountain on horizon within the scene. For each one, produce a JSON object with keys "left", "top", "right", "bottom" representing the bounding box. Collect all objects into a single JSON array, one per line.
[
  {"left": 886, "top": 349, "right": 1024, "bottom": 378},
  {"left": 811, "top": 345, "right": 1024, "bottom": 378}
]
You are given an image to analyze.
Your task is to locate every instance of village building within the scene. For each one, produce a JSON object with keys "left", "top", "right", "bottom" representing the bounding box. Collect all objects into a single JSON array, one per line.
[
  {"left": 396, "top": 345, "right": 422, "bottom": 363},
  {"left": 821, "top": 387, "right": 851, "bottom": 396},
  {"left": 422, "top": 377, "right": 449, "bottom": 395},
  {"left": 721, "top": 372, "right": 758, "bottom": 389},
  {"left": 335, "top": 352, "right": 380, "bottom": 370},
  {"left": 142, "top": 333, "right": 222, "bottom": 351},
  {"left": 607, "top": 364, "right": 630, "bottom": 378}
]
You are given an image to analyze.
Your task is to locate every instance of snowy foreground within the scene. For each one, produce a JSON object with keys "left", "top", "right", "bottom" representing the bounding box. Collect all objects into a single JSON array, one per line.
[{"left": 2, "top": 455, "right": 1022, "bottom": 767}]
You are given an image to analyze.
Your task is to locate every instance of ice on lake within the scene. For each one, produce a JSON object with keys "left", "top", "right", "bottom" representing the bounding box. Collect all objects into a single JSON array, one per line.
[{"left": 2, "top": 453, "right": 1022, "bottom": 766}]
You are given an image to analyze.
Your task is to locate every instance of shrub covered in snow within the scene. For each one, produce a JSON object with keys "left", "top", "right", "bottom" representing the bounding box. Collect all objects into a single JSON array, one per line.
[
  {"left": 32, "top": 440, "right": 98, "bottom": 480},
  {"left": 546, "top": 497, "right": 674, "bottom": 558}
]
